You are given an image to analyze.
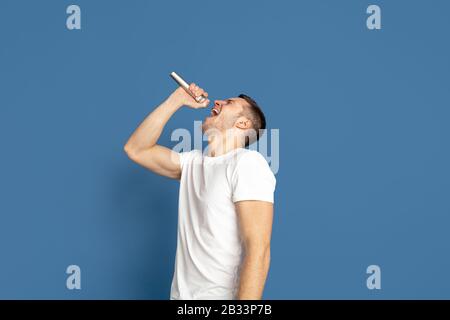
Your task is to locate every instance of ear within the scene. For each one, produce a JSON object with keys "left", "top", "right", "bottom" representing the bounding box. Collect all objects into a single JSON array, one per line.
[{"left": 235, "top": 116, "right": 252, "bottom": 129}]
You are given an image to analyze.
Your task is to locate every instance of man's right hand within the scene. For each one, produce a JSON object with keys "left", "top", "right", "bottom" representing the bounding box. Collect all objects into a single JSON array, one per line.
[{"left": 169, "top": 83, "right": 210, "bottom": 109}]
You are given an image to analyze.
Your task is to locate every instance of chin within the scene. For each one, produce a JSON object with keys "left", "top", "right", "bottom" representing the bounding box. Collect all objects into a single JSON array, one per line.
[
  {"left": 202, "top": 117, "right": 214, "bottom": 133},
  {"left": 201, "top": 122, "right": 210, "bottom": 134}
]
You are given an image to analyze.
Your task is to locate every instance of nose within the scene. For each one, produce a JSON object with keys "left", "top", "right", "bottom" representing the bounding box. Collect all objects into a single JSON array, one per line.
[{"left": 214, "top": 100, "right": 224, "bottom": 106}]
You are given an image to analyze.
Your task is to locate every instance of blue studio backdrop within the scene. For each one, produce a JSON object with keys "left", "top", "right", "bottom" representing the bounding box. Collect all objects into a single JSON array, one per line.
[{"left": 0, "top": 0, "right": 449, "bottom": 299}]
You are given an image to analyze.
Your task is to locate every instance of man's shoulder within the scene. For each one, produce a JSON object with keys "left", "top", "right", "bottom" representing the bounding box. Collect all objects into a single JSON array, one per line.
[
  {"left": 230, "top": 149, "right": 274, "bottom": 178},
  {"left": 235, "top": 148, "right": 269, "bottom": 165}
]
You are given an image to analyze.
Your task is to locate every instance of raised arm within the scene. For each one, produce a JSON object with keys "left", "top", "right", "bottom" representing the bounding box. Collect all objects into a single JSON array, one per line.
[{"left": 124, "top": 83, "right": 209, "bottom": 179}]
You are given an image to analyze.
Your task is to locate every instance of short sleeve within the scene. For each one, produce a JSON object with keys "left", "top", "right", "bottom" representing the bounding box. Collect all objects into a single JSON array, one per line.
[
  {"left": 178, "top": 149, "right": 201, "bottom": 170},
  {"left": 232, "top": 151, "right": 276, "bottom": 203}
]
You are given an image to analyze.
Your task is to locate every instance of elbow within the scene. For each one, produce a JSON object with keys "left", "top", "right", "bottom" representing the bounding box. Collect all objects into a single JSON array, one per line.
[
  {"left": 124, "top": 143, "right": 138, "bottom": 160},
  {"left": 123, "top": 143, "right": 132, "bottom": 155}
]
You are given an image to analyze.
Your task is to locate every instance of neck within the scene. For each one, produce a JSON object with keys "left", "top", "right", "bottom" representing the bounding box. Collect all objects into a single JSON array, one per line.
[{"left": 206, "top": 133, "right": 245, "bottom": 157}]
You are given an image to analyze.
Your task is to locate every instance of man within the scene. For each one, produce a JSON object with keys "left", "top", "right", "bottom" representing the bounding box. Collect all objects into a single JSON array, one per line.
[{"left": 124, "top": 82, "right": 276, "bottom": 299}]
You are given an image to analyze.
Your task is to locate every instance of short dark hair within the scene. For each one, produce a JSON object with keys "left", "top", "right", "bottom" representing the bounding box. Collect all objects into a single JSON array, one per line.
[{"left": 238, "top": 94, "right": 266, "bottom": 147}]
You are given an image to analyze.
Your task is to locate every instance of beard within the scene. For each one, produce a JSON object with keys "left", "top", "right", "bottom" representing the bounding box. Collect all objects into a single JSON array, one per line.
[
  {"left": 202, "top": 113, "right": 239, "bottom": 134},
  {"left": 201, "top": 119, "right": 213, "bottom": 134},
  {"left": 201, "top": 118, "right": 211, "bottom": 133},
  {"left": 202, "top": 120, "right": 222, "bottom": 139},
  {"left": 202, "top": 115, "right": 222, "bottom": 134}
]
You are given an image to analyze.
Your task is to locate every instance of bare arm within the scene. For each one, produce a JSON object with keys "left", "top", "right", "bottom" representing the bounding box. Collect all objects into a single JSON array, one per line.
[
  {"left": 124, "top": 84, "right": 209, "bottom": 179},
  {"left": 235, "top": 200, "right": 274, "bottom": 300}
]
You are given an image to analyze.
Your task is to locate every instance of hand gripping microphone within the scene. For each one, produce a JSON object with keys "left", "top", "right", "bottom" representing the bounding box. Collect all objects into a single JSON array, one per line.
[{"left": 170, "top": 71, "right": 207, "bottom": 103}]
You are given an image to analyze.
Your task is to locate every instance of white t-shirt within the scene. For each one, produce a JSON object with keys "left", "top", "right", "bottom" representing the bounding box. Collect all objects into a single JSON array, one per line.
[{"left": 170, "top": 147, "right": 276, "bottom": 300}]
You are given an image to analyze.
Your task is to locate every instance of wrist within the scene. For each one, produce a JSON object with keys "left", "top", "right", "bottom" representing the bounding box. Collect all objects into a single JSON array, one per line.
[{"left": 165, "top": 93, "right": 184, "bottom": 110}]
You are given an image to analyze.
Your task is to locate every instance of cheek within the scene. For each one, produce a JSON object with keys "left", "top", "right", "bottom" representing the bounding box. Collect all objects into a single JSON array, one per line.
[
  {"left": 221, "top": 114, "right": 238, "bottom": 128},
  {"left": 220, "top": 110, "right": 233, "bottom": 121}
]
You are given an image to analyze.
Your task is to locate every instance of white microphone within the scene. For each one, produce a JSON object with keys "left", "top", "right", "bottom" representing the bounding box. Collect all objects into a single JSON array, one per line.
[{"left": 170, "top": 71, "right": 207, "bottom": 103}]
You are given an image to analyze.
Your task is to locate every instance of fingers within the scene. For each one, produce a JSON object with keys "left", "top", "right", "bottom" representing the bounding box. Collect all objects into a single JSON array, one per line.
[
  {"left": 196, "top": 98, "right": 210, "bottom": 108},
  {"left": 189, "top": 83, "right": 208, "bottom": 100},
  {"left": 185, "top": 83, "right": 209, "bottom": 108}
]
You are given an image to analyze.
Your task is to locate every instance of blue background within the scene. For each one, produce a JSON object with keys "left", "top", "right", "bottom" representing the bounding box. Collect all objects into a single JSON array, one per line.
[{"left": 0, "top": 0, "right": 449, "bottom": 299}]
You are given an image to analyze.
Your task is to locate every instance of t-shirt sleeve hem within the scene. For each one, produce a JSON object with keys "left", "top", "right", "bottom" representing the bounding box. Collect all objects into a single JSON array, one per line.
[{"left": 232, "top": 194, "right": 274, "bottom": 204}]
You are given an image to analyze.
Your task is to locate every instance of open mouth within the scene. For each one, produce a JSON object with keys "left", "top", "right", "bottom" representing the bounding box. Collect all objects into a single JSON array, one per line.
[{"left": 210, "top": 107, "right": 221, "bottom": 116}]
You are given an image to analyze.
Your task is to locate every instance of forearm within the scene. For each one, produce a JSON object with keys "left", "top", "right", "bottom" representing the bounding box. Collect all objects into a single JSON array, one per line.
[
  {"left": 236, "top": 248, "right": 271, "bottom": 300},
  {"left": 125, "top": 94, "right": 181, "bottom": 152}
]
